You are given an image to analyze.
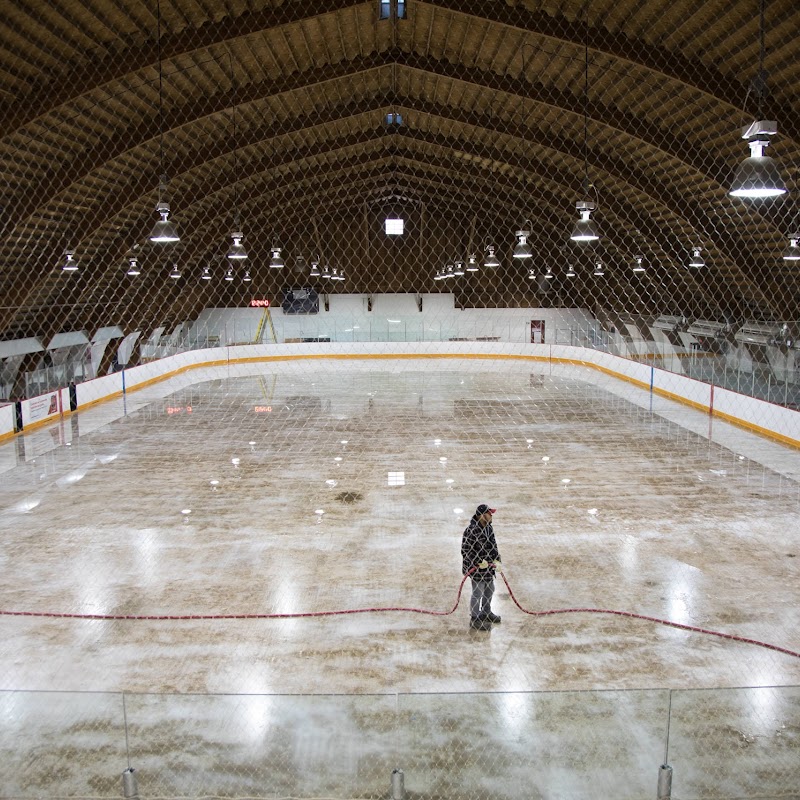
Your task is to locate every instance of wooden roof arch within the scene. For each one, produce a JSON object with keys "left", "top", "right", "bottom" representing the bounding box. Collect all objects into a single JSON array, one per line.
[{"left": 1, "top": 0, "right": 798, "bottom": 340}]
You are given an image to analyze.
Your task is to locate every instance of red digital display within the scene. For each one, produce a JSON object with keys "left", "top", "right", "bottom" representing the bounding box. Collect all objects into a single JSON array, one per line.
[
  {"left": 253, "top": 405, "right": 273, "bottom": 413},
  {"left": 249, "top": 299, "right": 271, "bottom": 307}
]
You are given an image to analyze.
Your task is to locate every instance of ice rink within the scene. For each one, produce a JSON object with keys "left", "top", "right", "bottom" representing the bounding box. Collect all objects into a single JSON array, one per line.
[{"left": 1, "top": 356, "right": 798, "bottom": 797}]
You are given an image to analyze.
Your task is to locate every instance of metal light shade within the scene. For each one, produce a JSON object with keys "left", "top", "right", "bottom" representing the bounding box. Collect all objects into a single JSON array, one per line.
[
  {"left": 729, "top": 140, "right": 787, "bottom": 198},
  {"left": 126, "top": 257, "right": 141, "bottom": 276},
  {"left": 269, "top": 247, "right": 284, "bottom": 269},
  {"left": 242, "top": 270, "right": 251, "bottom": 282},
  {"left": 633, "top": 255, "right": 645, "bottom": 272},
  {"left": 782, "top": 236, "right": 800, "bottom": 260},
  {"left": 544, "top": 266, "right": 553, "bottom": 278},
  {"left": 527, "top": 268, "right": 536, "bottom": 280},
  {"left": 224, "top": 268, "right": 234, "bottom": 281},
  {"left": 201, "top": 266, "right": 212, "bottom": 280},
  {"left": 62, "top": 250, "right": 77, "bottom": 271},
  {"left": 310, "top": 259, "right": 321, "bottom": 277},
  {"left": 566, "top": 265, "right": 576, "bottom": 277},
  {"left": 445, "top": 264, "right": 455, "bottom": 279},
  {"left": 169, "top": 264, "right": 181, "bottom": 279},
  {"left": 484, "top": 245, "right": 500, "bottom": 268},
  {"left": 149, "top": 202, "right": 180, "bottom": 243},
  {"left": 593, "top": 259, "right": 604, "bottom": 276},
  {"left": 321, "top": 263, "right": 332, "bottom": 279},
  {"left": 227, "top": 232, "right": 248, "bottom": 260},
  {"left": 513, "top": 230, "right": 533, "bottom": 259},
  {"left": 688, "top": 247, "right": 705, "bottom": 268},
  {"left": 434, "top": 268, "right": 443, "bottom": 281},
  {"left": 453, "top": 259, "right": 465, "bottom": 276},
  {"left": 466, "top": 254, "right": 479, "bottom": 272},
  {"left": 570, "top": 201, "right": 600, "bottom": 242},
  {"left": 337, "top": 269, "right": 346, "bottom": 282}
]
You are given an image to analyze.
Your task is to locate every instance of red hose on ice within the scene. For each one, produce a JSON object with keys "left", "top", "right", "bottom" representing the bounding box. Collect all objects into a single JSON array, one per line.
[{"left": 2, "top": 564, "right": 799, "bottom": 660}]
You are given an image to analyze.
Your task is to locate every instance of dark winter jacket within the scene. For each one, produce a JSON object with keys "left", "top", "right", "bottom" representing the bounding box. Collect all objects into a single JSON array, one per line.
[{"left": 461, "top": 516, "right": 500, "bottom": 579}]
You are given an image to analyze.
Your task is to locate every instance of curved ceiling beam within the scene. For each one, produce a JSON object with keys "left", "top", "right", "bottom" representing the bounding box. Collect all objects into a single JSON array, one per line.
[
  {"left": 7, "top": 122, "right": 763, "bottom": 323},
  {"left": 5, "top": 0, "right": 794, "bottom": 142},
  {"left": 22, "top": 107, "right": 764, "bottom": 298},
  {"left": 4, "top": 51, "right": 739, "bottom": 237},
  {"left": 0, "top": 0, "right": 368, "bottom": 129}
]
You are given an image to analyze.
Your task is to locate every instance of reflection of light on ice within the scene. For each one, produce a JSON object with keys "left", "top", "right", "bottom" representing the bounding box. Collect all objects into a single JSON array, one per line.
[
  {"left": 233, "top": 691, "right": 276, "bottom": 744},
  {"left": 272, "top": 581, "right": 301, "bottom": 633},
  {"left": 56, "top": 468, "right": 87, "bottom": 486},
  {"left": 619, "top": 536, "right": 639, "bottom": 578},
  {"left": 11, "top": 497, "right": 41, "bottom": 513},
  {"left": 496, "top": 692, "right": 533, "bottom": 738},
  {"left": 665, "top": 567, "right": 700, "bottom": 626}
]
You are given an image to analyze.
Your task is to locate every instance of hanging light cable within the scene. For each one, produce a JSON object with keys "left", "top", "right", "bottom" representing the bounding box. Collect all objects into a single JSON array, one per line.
[
  {"left": 226, "top": 55, "right": 249, "bottom": 262},
  {"left": 729, "top": 0, "right": 787, "bottom": 199},
  {"left": 149, "top": 0, "right": 180, "bottom": 244},
  {"left": 570, "top": 29, "right": 601, "bottom": 242}
]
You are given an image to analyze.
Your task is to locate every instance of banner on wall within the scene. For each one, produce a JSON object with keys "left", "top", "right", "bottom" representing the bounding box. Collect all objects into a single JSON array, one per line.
[{"left": 28, "top": 393, "right": 59, "bottom": 422}]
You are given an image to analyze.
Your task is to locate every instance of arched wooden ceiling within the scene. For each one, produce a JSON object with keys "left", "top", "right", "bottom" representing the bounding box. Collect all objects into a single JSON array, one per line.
[{"left": 1, "top": 0, "right": 798, "bottom": 340}]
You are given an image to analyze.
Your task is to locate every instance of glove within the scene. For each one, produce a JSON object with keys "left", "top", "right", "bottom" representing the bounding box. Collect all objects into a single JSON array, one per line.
[{"left": 478, "top": 560, "right": 489, "bottom": 569}]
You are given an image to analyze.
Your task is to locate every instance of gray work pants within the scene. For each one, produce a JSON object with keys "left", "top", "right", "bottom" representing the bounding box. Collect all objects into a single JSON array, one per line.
[{"left": 470, "top": 577, "right": 494, "bottom": 618}]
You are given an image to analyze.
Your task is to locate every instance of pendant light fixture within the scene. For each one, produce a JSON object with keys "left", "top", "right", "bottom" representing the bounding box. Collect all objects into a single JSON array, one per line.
[
  {"left": 224, "top": 267, "right": 234, "bottom": 282},
  {"left": 225, "top": 58, "right": 249, "bottom": 262},
  {"left": 688, "top": 247, "right": 705, "bottom": 268},
  {"left": 593, "top": 258, "right": 604, "bottom": 276},
  {"left": 729, "top": 0, "right": 787, "bottom": 199},
  {"left": 242, "top": 269, "right": 252, "bottom": 282},
  {"left": 527, "top": 267, "right": 537, "bottom": 280},
  {"left": 201, "top": 265, "right": 212, "bottom": 280},
  {"left": 434, "top": 267, "right": 444, "bottom": 281},
  {"left": 149, "top": 0, "right": 180, "bottom": 244},
  {"left": 565, "top": 262, "right": 576, "bottom": 278},
  {"left": 61, "top": 250, "right": 78, "bottom": 272},
  {"left": 126, "top": 253, "right": 141, "bottom": 276},
  {"left": 310, "top": 257, "right": 321, "bottom": 277},
  {"left": 453, "top": 258, "right": 465, "bottom": 276},
  {"left": 169, "top": 262, "right": 181, "bottom": 279},
  {"left": 783, "top": 234, "right": 800, "bottom": 261},
  {"left": 570, "top": 29, "right": 601, "bottom": 242},
  {"left": 632, "top": 254, "right": 646, "bottom": 272},
  {"left": 466, "top": 253, "right": 479, "bottom": 272},
  {"left": 513, "top": 223, "right": 533, "bottom": 259},
  {"left": 269, "top": 246, "right": 284, "bottom": 269},
  {"left": 484, "top": 243, "right": 500, "bottom": 268},
  {"left": 227, "top": 227, "right": 247, "bottom": 260}
]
